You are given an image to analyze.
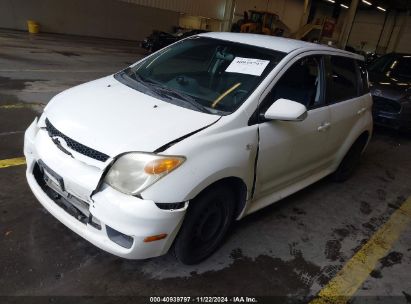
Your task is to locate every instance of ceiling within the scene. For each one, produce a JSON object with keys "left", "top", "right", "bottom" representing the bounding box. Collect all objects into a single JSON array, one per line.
[
  {"left": 358, "top": 0, "right": 411, "bottom": 11},
  {"left": 317, "top": 0, "right": 411, "bottom": 12}
]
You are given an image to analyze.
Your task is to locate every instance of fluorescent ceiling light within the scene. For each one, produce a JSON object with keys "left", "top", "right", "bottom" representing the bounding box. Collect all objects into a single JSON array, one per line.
[
  {"left": 340, "top": 3, "right": 349, "bottom": 8},
  {"left": 362, "top": 0, "right": 372, "bottom": 5},
  {"left": 326, "top": 0, "right": 335, "bottom": 3},
  {"left": 377, "top": 6, "right": 386, "bottom": 11}
]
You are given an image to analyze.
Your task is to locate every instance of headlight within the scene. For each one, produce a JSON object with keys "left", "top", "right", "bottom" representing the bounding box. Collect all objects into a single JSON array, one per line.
[{"left": 104, "top": 152, "right": 185, "bottom": 195}]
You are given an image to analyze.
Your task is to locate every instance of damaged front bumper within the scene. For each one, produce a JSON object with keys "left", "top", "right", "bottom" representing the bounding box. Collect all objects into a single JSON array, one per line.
[{"left": 24, "top": 118, "right": 187, "bottom": 259}]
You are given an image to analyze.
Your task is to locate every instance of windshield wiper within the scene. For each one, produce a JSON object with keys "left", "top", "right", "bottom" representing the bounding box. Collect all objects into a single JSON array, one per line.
[
  {"left": 122, "top": 69, "right": 174, "bottom": 99},
  {"left": 122, "top": 69, "right": 211, "bottom": 114},
  {"left": 124, "top": 68, "right": 150, "bottom": 84},
  {"left": 152, "top": 86, "right": 211, "bottom": 114}
]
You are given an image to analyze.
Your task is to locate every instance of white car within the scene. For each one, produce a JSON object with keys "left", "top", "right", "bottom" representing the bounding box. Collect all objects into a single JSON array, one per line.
[{"left": 24, "top": 33, "right": 373, "bottom": 264}]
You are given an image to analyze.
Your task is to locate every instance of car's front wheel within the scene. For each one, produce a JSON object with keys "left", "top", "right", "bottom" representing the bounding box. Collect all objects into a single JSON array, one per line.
[{"left": 173, "top": 184, "right": 235, "bottom": 265}]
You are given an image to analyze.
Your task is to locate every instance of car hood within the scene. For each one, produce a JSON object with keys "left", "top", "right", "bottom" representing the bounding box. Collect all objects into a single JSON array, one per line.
[
  {"left": 369, "top": 72, "right": 410, "bottom": 101},
  {"left": 43, "top": 76, "right": 220, "bottom": 157}
]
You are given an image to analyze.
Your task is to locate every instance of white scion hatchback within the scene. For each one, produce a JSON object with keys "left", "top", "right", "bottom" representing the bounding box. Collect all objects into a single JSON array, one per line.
[{"left": 24, "top": 33, "right": 373, "bottom": 264}]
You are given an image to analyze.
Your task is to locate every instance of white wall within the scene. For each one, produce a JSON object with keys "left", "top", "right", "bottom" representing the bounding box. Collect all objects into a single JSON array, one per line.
[
  {"left": 0, "top": 0, "right": 180, "bottom": 41},
  {"left": 347, "top": 10, "right": 411, "bottom": 54},
  {"left": 179, "top": 15, "right": 222, "bottom": 31},
  {"left": 394, "top": 15, "right": 411, "bottom": 53},
  {"left": 121, "top": 0, "right": 227, "bottom": 20},
  {"left": 347, "top": 9, "right": 388, "bottom": 52}
]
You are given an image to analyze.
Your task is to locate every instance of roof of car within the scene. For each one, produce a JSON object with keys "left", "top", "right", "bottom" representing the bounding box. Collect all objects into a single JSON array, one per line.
[{"left": 199, "top": 32, "right": 362, "bottom": 59}]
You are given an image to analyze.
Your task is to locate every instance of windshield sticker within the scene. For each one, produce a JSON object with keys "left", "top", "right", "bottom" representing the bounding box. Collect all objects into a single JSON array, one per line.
[{"left": 225, "top": 57, "right": 270, "bottom": 76}]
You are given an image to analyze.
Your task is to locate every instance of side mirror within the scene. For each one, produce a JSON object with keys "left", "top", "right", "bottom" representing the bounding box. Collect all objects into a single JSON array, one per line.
[{"left": 263, "top": 98, "right": 308, "bottom": 121}]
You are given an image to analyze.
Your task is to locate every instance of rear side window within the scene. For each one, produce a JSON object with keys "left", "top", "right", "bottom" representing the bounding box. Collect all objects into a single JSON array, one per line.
[
  {"left": 326, "top": 56, "right": 358, "bottom": 103},
  {"left": 357, "top": 60, "right": 370, "bottom": 94}
]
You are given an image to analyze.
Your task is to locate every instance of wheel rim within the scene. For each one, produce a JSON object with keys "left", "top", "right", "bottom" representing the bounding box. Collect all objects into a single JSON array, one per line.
[{"left": 190, "top": 199, "right": 228, "bottom": 253}]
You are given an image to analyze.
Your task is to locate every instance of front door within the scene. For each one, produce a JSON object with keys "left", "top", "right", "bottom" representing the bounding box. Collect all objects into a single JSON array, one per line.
[{"left": 254, "top": 55, "right": 332, "bottom": 201}]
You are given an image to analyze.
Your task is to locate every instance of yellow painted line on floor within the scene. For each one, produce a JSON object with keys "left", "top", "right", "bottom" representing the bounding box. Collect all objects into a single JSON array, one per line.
[
  {"left": 0, "top": 157, "right": 26, "bottom": 169},
  {"left": 0, "top": 104, "right": 27, "bottom": 109},
  {"left": 0, "top": 103, "right": 44, "bottom": 110},
  {"left": 311, "top": 196, "right": 411, "bottom": 304}
]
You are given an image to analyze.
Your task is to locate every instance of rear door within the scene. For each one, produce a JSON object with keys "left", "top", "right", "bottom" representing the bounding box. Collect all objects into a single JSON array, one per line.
[
  {"left": 356, "top": 59, "right": 373, "bottom": 130},
  {"left": 325, "top": 55, "right": 362, "bottom": 157}
]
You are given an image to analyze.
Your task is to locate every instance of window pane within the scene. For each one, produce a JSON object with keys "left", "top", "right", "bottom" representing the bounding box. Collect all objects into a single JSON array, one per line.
[
  {"left": 369, "top": 54, "right": 411, "bottom": 79},
  {"left": 272, "top": 56, "right": 322, "bottom": 109},
  {"left": 123, "top": 37, "right": 285, "bottom": 115},
  {"left": 327, "top": 56, "right": 358, "bottom": 103},
  {"left": 368, "top": 54, "right": 395, "bottom": 73},
  {"left": 392, "top": 57, "right": 411, "bottom": 79}
]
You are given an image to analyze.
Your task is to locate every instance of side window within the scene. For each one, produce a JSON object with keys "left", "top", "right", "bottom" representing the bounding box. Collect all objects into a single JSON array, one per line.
[
  {"left": 326, "top": 56, "right": 358, "bottom": 103},
  {"left": 357, "top": 60, "right": 370, "bottom": 95},
  {"left": 271, "top": 56, "right": 323, "bottom": 109}
]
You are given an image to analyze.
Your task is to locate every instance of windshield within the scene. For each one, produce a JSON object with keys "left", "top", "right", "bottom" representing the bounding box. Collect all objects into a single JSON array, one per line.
[
  {"left": 369, "top": 54, "right": 411, "bottom": 79},
  {"left": 116, "top": 37, "right": 285, "bottom": 115}
]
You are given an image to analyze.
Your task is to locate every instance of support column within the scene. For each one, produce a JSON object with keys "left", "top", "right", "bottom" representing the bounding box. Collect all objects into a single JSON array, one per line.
[
  {"left": 221, "top": 0, "right": 236, "bottom": 32},
  {"left": 339, "top": 0, "right": 360, "bottom": 48},
  {"left": 391, "top": 11, "right": 410, "bottom": 52},
  {"left": 299, "top": 0, "right": 311, "bottom": 28},
  {"left": 375, "top": 10, "right": 389, "bottom": 53}
]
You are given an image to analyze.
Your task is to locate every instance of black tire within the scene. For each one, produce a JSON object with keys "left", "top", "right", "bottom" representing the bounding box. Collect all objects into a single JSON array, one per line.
[
  {"left": 333, "top": 139, "right": 365, "bottom": 182},
  {"left": 173, "top": 184, "right": 236, "bottom": 265}
]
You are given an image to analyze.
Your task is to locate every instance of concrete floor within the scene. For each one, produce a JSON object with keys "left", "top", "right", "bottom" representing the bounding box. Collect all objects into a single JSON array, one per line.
[{"left": 1, "top": 30, "right": 411, "bottom": 302}]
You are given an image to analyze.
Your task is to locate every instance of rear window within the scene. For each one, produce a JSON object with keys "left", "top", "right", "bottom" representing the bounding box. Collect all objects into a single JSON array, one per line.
[{"left": 326, "top": 56, "right": 358, "bottom": 103}]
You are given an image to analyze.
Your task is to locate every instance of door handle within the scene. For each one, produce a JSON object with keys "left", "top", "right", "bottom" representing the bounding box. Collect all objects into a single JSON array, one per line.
[
  {"left": 317, "top": 122, "right": 331, "bottom": 132},
  {"left": 357, "top": 107, "right": 366, "bottom": 115}
]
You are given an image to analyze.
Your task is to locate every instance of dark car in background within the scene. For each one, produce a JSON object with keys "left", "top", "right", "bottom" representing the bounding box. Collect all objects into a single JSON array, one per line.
[
  {"left": 369, "top": 53, "right": 411, "bottom": 132},
  {"left": 141, "top": 29, "right": 208, "bottom": 53},
  {"left": 141, "top": 31, "right": 177, "bottom": 53},
  {"left": 365, "top": 52, "right": 380, "bottom": 65}
]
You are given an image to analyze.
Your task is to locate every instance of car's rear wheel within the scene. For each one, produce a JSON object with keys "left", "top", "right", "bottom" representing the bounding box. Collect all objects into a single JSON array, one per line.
[
  {"left": 333, "top": 139, "right": 365, "bottom": 182},
  {"left": 173, "top": 185, "right": 235, "bottom": 265}
]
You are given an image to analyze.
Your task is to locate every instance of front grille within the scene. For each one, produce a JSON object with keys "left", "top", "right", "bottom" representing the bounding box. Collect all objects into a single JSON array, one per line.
[
  {"left": 45, "top": 119, "right": 110, "bottom": 162},
  {"left": 33, "top": 162, "right": 89, "bottom": 224},
  {"left": 33, "top": 162, "right": 102, "bottom": 229},
  {"left": 372, "top": 96, "right": 402, "bottom": 114}
]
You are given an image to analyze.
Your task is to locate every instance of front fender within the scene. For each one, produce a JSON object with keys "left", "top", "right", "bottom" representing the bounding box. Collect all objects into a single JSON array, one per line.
[{"left": 140, "top": 125, "right": 259, "bottom": 203}]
